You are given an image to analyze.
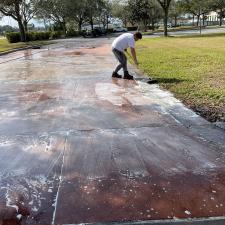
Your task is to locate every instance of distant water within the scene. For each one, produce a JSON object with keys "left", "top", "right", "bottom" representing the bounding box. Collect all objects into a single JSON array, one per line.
[{"left": 0, "top": 16, "right": 44, "bottom": 27}]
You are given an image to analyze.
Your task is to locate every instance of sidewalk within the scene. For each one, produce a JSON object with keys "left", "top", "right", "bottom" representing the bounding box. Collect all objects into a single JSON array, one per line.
[{"left": 0, "top": 37, "right": 224, "bottom": 225}]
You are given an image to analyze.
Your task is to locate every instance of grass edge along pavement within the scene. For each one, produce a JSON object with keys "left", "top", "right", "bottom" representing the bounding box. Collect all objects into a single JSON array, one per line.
[
  {"left": 135, "top": 34, "right": 225, "bottom": 122},
  {"left": 0, "top": 38, "right": 53, "bottom": 54}
]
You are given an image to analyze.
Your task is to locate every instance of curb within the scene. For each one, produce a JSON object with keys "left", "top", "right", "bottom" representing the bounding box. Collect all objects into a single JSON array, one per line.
[
  {"left": 63, "top": 217, "right": 225, "bottom": 225},
  {"left": 0, "top": 46, "right": 33, "bottom": 56}
]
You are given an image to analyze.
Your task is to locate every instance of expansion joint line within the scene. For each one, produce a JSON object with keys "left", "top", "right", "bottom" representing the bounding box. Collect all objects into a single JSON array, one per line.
[{"left": 51, "top": 133, "right": 68, "bottom": 225}]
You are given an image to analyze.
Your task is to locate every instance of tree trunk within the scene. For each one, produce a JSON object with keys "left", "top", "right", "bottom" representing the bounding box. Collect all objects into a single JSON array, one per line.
[
  {"left": 123, "top": 18, "right": 127, "bottom": 27},
  {"left": 90, "top": 17, "right": 94, "bottom": 31},
  {"left": 144, "top": 19, "right": 147, "bottom": 32},
  {"left": 192, "top": 15, "right": 195, "bottom": 26},
  {"left": 197, "top": 15, "right": 200, "bottom": 27},
  {"left": 151, "top": 20, "right": 154, "bottom": 30},
  {"left": 15, "top": 2, "right": 26, "bottom": 42},
  {"left": 23, "top": 20, "right": 28, "bottom": 32},
  {"left": 106, "top": 15, "right": 109, "bottom": 30},
  {"left": 220, "top": 9, "right": 223, "bottom": 26},
  {"left": 202, "top": 13, "right": 205, "bottom": 26},
  {"left": 61, "top": 18, "right": 67, "bottom": 36},
  {"left": 174, "top": 16, "right": 177, "bottom": 27},
  {"left": 78, "top": 19, "right": 82, "bottom": 33},
  {"left": 18, "top": 20, "right": 26, "bottom": 42},
  {"left": 164, "top": 8, "right": 169, "bottom": 36}
]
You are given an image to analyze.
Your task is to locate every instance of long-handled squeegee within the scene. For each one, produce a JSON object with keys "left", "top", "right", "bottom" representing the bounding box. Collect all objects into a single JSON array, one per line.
[{"left": 126, "top": 51, "right": 158, "bottom": 84}]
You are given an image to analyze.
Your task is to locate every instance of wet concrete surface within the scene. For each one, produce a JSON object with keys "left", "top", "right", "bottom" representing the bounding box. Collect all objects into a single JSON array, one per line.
[{"left": 0, "top": 37, "right": 225, "bottom": 225}]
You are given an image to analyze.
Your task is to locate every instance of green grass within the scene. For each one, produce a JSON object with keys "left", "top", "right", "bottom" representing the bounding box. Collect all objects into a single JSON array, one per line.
[
  {"left": 0, "top": 38, "right": 53, "bottom": 53},
  {"left": 135, "top": 35, "right": 225, "bottom": 122},
  {"left": 0, "top": 38, "right": 27, "bottom": 52}
]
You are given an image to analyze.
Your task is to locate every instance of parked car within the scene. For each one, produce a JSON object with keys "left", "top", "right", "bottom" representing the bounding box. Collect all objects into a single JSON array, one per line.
[
  {"left": 82, "top": 27, "right": 107, "bottom": 38},
  {"left": 158, "top": 23, "right": 173, "bottom": 29},
  {"left": 113, "top": 27, "right": 128, "bottom": 32}
]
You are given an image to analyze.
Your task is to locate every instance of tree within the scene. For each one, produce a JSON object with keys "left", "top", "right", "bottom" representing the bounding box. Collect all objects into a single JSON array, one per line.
[
  {"left": 99, "top": 0, "right": 111, "bottom": 29},
  {"left": 212, "top": 0, "right": 225, "bottom": 26},
  {"left": 148, "top": 0, "right": 163, "bottom": 29},
  {"left": 0, "top": 25, "right": 17, "bottom": 35},
  {"left": 36, "top": 0, "right": 70, "bottom": 35},
  {"left": 179, "top": 0, "right": 213, "bottom": 26},
  {"left": 68, "top": 0, "right": 87, "bottom": 32},
  {"left": 169, "top": 0, "right": 183, "bottom": 27},
  {"left": 111, "top": 0, "right": 129, "bottom": 27},
  {"left": 156, "top": 0, "right": 172, "bottom": 36},
  {"left": 126, "top": 0, "right": 163, "bottom": 31},
  {"left": 21, "top": 0, "right": 41, "bottom": 32},
  {"left": 0, "top": 0, "right": 26, "bottom": 41},
  {"left": 84, "top": 0, "right": 106, "bottom": 31},
  {"left": 127, "top": 0, "right": 152, "bottom": 31},
  {"left": 0, "top": 0, "right": 40, "bottom": 41}
]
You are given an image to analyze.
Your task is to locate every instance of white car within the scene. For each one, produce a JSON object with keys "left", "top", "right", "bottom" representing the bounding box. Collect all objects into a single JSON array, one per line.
[{"left": 113, "top": 27, "right": 128, "bottom": 32}]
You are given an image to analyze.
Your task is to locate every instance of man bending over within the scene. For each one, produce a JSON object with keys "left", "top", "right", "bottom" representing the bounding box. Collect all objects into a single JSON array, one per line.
[{"left": 112, "top": 32, "right": 142, "bottom": 80}]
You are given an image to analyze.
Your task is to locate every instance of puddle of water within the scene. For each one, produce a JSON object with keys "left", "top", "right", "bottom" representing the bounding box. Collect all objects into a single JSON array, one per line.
[{"left": 38, "top": 94, "right": 51, "bottom": 101}]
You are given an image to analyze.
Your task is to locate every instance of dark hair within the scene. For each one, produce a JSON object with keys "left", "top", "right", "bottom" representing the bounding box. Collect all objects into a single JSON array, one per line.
[{"left": 135, "top": 32, "right": 142, "bottom": 40}]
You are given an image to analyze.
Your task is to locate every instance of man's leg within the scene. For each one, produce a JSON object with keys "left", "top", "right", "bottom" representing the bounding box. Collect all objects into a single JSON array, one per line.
[
  {"left": 112, "top": 49, "right": 133, "bottom": 80},
  {"left": 114, "top": 64, "right": 123, "bottom": 73},
  {"left": 112, "top": 49, "right": 123, "bottom": 78},
  {"left": 120, "top": 52, "right": 133, "bottom": 80}
]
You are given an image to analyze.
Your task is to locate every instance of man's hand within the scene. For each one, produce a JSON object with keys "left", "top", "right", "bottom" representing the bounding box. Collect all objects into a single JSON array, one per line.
[{"left": 130, "top": 47, "right": 139, "bottom": 66}]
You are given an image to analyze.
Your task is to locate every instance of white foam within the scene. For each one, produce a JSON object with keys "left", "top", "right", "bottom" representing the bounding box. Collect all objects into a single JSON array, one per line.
[
  {"left": 5, "top": 189, "right": 19, "bottom": 212},
  {"left": 185, "top": 210, "right": 191, "bottom": 215}
]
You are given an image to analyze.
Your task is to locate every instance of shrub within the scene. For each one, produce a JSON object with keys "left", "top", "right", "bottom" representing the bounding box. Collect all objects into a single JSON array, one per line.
[
  {"left": 50, "top": 31, "right": 63, "bottom": 39},
  {"left": 27, "top": 32, "right": 51, "bottom": 41},
  {"left": 6, "top": 32, "right": 21, "bottom": 43},
  {"left": 66, "top": 29, "right": 80, "bottom": 37},
  {"left": 6, "top": 31, "right": 51, "bottom": 43}
]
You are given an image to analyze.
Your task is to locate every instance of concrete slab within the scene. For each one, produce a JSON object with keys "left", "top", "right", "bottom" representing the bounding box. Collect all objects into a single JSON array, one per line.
[
  {"left": 54, "top": 127, "right": 225, "bottom": 225},
  {"left": 189, "top": 124, "right": 225, "bottom": 148},
  {"left": 0, "top": 133, "right": 66, "bottom": 225},
  {"left": 0, "top": 37, "right": 225, "bottom": 225},
  {"left": 215, "top": 122, "right": 225, "bottom": 131}
]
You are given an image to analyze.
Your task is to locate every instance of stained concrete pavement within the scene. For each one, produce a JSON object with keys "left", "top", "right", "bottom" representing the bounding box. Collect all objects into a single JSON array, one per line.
[{"left": 0, "top": 37, "right": 225, "bottom": 225}]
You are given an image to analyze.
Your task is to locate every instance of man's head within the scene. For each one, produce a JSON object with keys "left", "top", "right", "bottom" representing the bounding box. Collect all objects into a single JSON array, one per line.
[{"left": 134, "top": 32, "right": 142, "bottom": 41}]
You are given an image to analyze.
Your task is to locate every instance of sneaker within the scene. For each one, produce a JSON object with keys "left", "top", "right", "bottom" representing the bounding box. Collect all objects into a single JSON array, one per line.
[
  {"left": 112, "top": 72, "right": 122, "bottom": 78},
  {"left": 124, "top": 71, "right": 134, "bottom": 80}
]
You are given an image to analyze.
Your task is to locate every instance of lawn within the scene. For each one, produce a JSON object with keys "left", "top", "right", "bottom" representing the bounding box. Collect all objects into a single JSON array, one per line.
[
  {"left": 0, "top": 38, "right": 53, "bottom": 53},
  {"left": 136, "top": 35, "right": 225, "bottom": 122},
  {"left": 0, "top": 38, "right": 27, "bottom": 52}
]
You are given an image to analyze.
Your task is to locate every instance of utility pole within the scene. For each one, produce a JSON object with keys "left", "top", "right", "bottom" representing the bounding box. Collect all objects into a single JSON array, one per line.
[{"left": 199, "top": 6, "right": 202, "bottom": 35}]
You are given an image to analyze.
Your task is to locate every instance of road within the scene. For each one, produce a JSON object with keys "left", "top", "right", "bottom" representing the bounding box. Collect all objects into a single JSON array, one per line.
[
  {"left": 145, "top": 27, "right": 225, "bottom": 37},
  {"left": 0, "top": 37, "right": 225, "bottom": 225}
]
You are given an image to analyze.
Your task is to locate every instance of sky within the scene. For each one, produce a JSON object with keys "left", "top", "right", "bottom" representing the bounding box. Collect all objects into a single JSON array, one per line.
[{"left": 0, "top": 16, "right": 44, "bottom": 27}]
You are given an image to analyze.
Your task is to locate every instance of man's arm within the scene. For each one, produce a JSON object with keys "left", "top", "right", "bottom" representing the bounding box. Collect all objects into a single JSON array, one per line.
[{"left": 130, "top": 47, "right": 139, "bottom": 65}]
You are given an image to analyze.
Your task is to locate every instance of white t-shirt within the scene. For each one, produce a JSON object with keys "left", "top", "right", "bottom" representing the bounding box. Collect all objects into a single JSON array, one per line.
[{"left": 112, "top": 33, "right": 135, "bottom": 52}]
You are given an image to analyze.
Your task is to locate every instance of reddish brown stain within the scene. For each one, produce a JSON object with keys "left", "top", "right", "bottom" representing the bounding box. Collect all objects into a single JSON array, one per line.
[
  {"left": 38, "top": 94, "right": 51, "bottom": 101},
  {"left": 0, "top": 203, "right": 30, "bottom": 225},
  {"left": 55, "top": 172, "right": 225, "bottom": 224},
  {"left": 64, "top": 51, "right": 84, "bottom": 56}
]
